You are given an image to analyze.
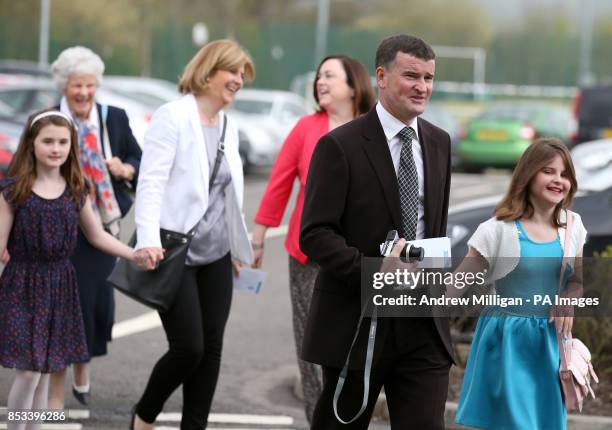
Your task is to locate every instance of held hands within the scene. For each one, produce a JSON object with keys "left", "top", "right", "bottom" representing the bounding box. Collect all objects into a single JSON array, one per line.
[{"left": 134, "top": 247, "right": 165, "bottom": 271}]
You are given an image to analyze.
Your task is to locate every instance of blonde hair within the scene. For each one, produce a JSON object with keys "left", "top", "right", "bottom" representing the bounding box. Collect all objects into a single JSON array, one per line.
[
  {"left": 178, "top": 39, "right": 255, "bottom": 95},
  {"left": 494, "top": 138, "right": 578, "bottom": 228}
]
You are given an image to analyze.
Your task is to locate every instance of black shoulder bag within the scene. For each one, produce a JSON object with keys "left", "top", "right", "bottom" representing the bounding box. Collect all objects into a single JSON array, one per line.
[{"left": 107, "top": 115, "right": 228, "bottom": 312}]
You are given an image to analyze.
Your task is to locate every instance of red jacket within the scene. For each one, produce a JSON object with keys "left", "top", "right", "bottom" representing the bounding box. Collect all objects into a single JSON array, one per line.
[{"left": 254, "top": 111, "right": 329, "bottom": 264}]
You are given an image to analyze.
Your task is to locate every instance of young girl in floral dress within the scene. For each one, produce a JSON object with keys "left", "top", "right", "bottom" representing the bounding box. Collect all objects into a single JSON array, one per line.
[{"left": 0, "top": 110, "right": 146, "bottom": 430}]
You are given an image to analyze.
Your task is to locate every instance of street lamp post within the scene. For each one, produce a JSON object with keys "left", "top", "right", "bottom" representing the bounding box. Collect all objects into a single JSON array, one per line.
[
  {"left": 39, "top": 0, "right": 51, "bottom": 68},
  {"left": 314, "top": 0, "right": 330, "bottom": 68}
]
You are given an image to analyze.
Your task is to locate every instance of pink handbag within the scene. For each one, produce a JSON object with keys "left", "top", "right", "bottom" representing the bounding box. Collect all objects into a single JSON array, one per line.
[{"left": 557, "top": 210, "right": 599, "bottom": 412}]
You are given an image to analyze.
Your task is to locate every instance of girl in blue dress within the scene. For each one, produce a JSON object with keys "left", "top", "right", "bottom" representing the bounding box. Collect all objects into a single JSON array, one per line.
[
  {"left": 453, "top": 138, "right": 587, "bottom": 430},
  {"left": 0, "top": 111, "right": 146, "bottom": 429}
]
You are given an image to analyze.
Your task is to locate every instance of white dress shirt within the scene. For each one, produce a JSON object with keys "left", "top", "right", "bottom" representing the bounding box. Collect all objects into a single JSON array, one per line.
[{"left": 375, "top": 102, "right": 425, "bottom": 240}]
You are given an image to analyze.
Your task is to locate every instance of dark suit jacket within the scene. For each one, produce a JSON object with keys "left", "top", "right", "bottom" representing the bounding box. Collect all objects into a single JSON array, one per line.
[
  {"left": 299, "top": 107, "right": 454, "bottom": 369},
  {"left": 56, "top": 103, "right": 142, "bottom": 216}
]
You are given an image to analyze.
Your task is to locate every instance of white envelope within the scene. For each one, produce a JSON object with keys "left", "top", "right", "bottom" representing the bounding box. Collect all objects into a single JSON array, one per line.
[
  {"left": 406, "top": 236, "right": 452, "bottom": 268},
  {"left": 233, "top": 267, "right": 267, "bottom": 294}
]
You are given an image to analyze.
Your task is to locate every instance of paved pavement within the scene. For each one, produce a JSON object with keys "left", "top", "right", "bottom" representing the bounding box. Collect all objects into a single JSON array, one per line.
[{"left": 0, "top": 171, "right": 512, "bottom": 429}]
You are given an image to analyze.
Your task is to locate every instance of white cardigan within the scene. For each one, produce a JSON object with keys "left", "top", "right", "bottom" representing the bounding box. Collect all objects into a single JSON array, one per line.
[
  {"left": 467, "top": 210, "right": 587, "bottom": 283},
  {"left": 135, "top": 94, "right": 253, "bottom": 264}
]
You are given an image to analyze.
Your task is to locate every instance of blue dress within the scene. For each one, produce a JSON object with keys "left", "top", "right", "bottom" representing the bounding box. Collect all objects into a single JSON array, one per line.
[
  {"left": 0, "top": 178, "right": 89, "bottom": 373},
  {"left": 456, "top": 220, "right": 567, "bottom": 430}
]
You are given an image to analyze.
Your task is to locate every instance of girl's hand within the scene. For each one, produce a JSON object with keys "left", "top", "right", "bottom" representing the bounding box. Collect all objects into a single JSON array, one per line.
[
  {"left": 1, "top": 249, "right": 9, "bottom": 265},
  {"left": 549, "top": 305, "right": 574, "bottom": 338},
  {"left": 232, "top": 258, "right": 243, "bottom": 277}
]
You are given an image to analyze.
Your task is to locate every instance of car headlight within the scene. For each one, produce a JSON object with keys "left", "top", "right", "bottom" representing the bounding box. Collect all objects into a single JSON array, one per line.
[{"left": 449, "top": 224, "right": 469, "bottom": 246}]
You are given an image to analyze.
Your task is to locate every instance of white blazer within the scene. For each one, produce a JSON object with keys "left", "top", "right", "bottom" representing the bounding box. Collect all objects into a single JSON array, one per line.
[{"left": 135, "top": 94, "right": 253, "bottom": 264}]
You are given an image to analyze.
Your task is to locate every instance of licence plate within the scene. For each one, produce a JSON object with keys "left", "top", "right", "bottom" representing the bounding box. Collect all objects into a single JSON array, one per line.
[
  {"left": 602, "top": 128, "right": 612, "bottom": 138},
  {"left": 476, "top": 130, "right": 508, "bottom": 141}
]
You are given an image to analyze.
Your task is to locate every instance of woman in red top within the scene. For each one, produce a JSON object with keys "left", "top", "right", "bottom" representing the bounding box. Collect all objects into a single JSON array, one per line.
[{"left": 252, "top": 55, "right": 375, "bottom": 423}]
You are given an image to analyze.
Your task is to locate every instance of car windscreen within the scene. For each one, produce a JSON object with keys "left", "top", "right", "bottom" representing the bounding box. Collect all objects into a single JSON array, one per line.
[
  {"left": 232, "top": 99, "right": 273, "bottom": 115},
  {"left": 477, "top": 106, "right": 542, "bottom": 122}
]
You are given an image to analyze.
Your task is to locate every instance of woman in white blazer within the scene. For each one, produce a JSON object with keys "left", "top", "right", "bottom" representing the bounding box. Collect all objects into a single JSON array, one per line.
[{"left": 131, "top": 40, "right": 255, "bottom": 430}]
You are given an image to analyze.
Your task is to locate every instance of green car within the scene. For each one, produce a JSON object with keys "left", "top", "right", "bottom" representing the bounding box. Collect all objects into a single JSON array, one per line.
[{"left": 457, "top": 103, "right": 575, "bottom": 172}]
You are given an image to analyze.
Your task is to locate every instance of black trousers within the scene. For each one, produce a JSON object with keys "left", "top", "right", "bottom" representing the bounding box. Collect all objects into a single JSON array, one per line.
[
  {"left": 136, "top": 253, "right": 232, "bottom": 429},
  {"left": 311, "top": 318, "right": 452, "bottom": 430}
]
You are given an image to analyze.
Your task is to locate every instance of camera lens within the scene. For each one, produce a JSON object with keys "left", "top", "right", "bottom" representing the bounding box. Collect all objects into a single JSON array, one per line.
[{"left": 400, "top": 244, "right": 424, "bottom": 262}]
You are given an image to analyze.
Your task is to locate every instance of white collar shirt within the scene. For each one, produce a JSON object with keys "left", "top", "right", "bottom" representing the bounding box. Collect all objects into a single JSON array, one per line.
[{"left": 375, "top": 101, "right": 425, "bottom": 240}]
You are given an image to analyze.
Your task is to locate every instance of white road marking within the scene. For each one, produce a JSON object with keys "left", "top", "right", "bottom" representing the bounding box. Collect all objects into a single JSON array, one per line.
[
  {"left": 0, "top": 425, "right": 81, "bottom": 430},
  {"left": 157, "top": 428, "right": 293, "bottom": 430},
  {"left": 67, "top": 409, "right": 89, "bottom": 420},
  {"left": 157, "top": 412, "right": 294, "bottom": 425},
  {"left": 112, "top": 310, "right": 161, "bottom": 339}
]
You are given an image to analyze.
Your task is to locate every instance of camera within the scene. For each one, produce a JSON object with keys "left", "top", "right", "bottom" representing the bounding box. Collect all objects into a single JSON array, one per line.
[{"left": 379, "top": 230, "right": 425, "bottom": 262}]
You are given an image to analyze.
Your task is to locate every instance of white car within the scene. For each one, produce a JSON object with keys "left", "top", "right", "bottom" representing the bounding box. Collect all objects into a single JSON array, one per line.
[
  {"left": 229, "top": 89, "right": 310, "bottom": 168},
  {"left": 0, "top": 74, "right": 155, "bottom": 148},
  {"left": 101, "top": 75, "right": 181, "bottom": 109}
]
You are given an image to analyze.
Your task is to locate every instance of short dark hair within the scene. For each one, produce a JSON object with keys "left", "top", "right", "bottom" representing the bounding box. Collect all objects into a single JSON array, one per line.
[
  {"left": 313, "top": 55, "right": 376, "bottom": 117},
  {"left": 375, "top": 34, "right": 435, "bottom": 69}
]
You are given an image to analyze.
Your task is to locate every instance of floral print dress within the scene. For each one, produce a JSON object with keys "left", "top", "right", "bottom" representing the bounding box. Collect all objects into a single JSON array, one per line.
[{"left": 0, "top": 178, "right": 89, "bottom": 373}]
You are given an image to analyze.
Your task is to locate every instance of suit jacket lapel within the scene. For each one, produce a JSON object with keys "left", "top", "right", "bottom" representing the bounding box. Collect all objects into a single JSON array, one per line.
[
  {"left": 418, "top": 118, "right": 438, "bottom": 239},
  {"left": 360, "top": 109, "right": 403, "bottom": 231}
]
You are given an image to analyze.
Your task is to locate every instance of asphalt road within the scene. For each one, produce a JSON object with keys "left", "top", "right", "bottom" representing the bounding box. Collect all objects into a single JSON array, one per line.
[{"left": 0, "top": 170, "right": 511, "bottom": 430}]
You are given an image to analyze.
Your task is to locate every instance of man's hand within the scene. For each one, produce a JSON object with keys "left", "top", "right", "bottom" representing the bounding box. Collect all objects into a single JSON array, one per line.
[{"left": 379, "top": 238, "right": 418, "bottom": 275}]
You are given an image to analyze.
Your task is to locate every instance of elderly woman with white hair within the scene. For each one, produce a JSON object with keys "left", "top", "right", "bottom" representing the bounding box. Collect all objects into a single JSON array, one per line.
[{"left": 48, "top": 46, "right": 142, "bottom": 409}]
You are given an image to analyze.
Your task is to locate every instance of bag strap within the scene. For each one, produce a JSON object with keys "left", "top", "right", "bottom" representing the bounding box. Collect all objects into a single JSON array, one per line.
[
  {"left": 100, "top": 104, "right": 113, "bottom": 161},
  {"left": 178, "top": 115, "right": 228, "bottom": 241},
  {"left": 558, "top": 209, "right": 574, "bottom": 372},
  {"left": 209, "top": 114, "right": 228, "bottom": 189}
]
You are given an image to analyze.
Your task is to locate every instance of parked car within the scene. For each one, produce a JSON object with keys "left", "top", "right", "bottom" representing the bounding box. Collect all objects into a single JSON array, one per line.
[
  {"left": 447, "top": 139, "right": 612, "bottom": 262},
  {"left": 229, "top": 89, "right": 310, "bottom": 168},
  {"left": 0, "top": 60, "right": 51, "bottom": 78},
  {"left": 421, "top": 103, "right": 463, "bottom": 167},
  {"left": 573, "top": 84, "right": 612, "bottom": 144},
  {"left": 0, "top": 74, "right": 154, "bottom": 146},
  {"left": 456, "top": 103, "right": 576, "bottom": 172},
  {"left": 101, "top": 75, "right": 180, "bottom": 108}
]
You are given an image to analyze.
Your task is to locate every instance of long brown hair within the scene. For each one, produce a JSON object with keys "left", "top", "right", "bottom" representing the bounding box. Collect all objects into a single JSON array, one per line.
[
  {"left": 494, "top": 138, "right": 577, "bottom": 228},
  {"left": 313, "top": 55, "right": 376, "bottom": 117},
  {"left": 8, "top": 110, "right": 84, "bottom": 206}
]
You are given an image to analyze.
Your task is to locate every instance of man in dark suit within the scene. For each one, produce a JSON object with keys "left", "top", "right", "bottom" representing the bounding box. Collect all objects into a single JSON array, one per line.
[{"left": 300, "top": 34, "right": 455, "bottom": 429}]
